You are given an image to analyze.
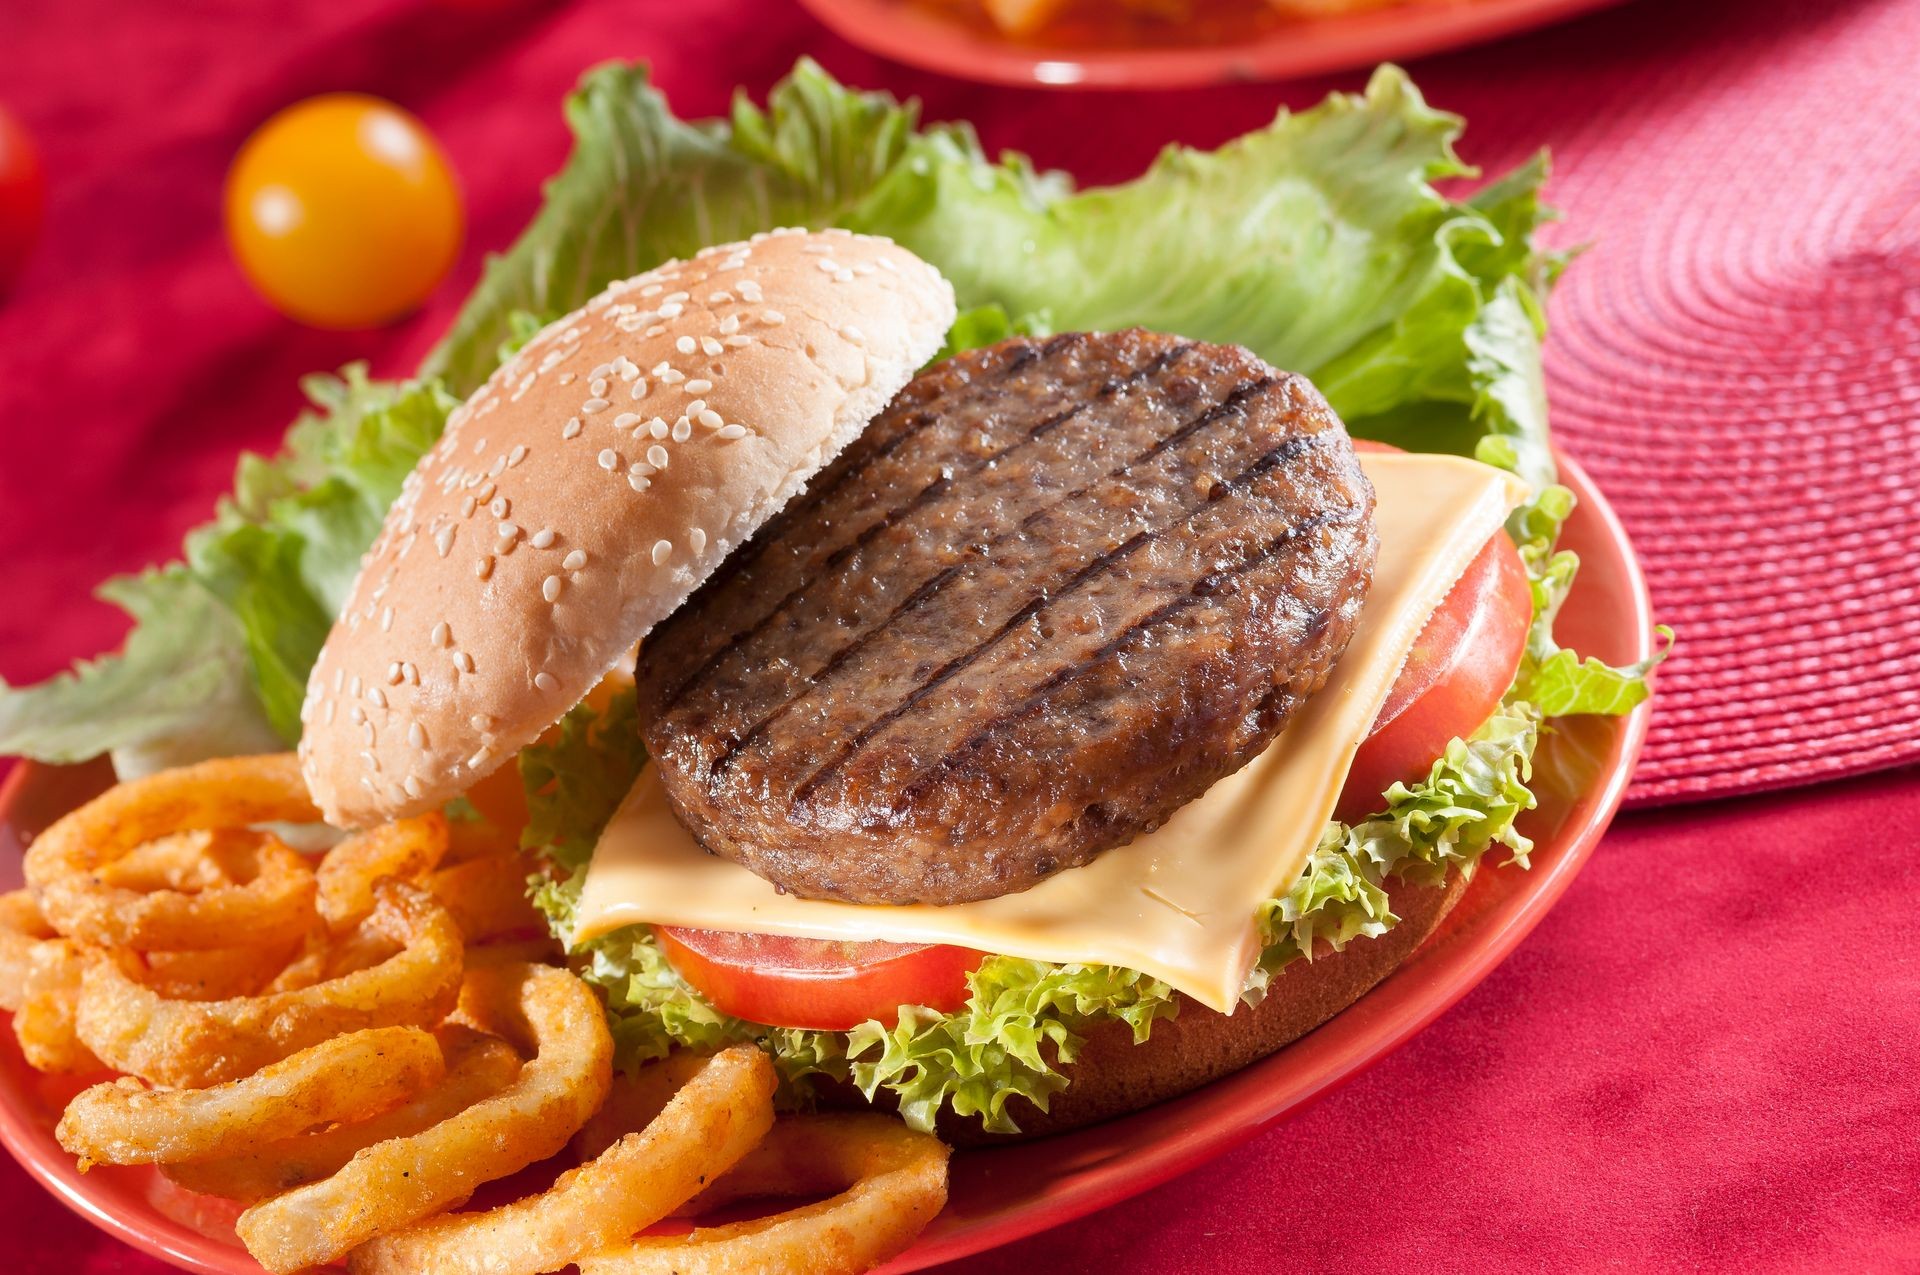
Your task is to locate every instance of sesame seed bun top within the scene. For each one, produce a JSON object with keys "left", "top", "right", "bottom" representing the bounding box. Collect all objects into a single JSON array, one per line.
[{"left": 297, "top": 229, "right": 957, "bottom": 828}]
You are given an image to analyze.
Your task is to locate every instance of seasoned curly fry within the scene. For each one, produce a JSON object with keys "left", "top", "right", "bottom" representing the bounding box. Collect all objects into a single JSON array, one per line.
[
  {"left": 579, "top": 1114, "right": 950, "bottom": 1275},
  {"left": 0, "top": 890, "right": 56, "bottom": 1012},
  {"left": 161, "top": 1026, "right": 521, "bottom": 1203},
  {"left": 572, "top": 1050, "right": 712, "bottom": 1161},
  {"left": 76, "top": 881, "right": 462, "bottom": 1087},
  {"left": 426, "top": 851, "right": 544, "bottom": 942},
  {"left": 57, "top": 1025, "right": 443, "bottom": 1168},
  {"left": 234, "top": 962, "right": 612, "bottom": 1275},
  {"left": 349, "top": 1046, "right": 774, "bottom": 1275},
  {"left": 318, "top": 813, "right": 448, "bottom": 933},
  {"left": 14, "top": 937, "right": 104, "bottom": 1073},
  {"left": 23, "top": 754, "right": 319, "bottom": 951}
]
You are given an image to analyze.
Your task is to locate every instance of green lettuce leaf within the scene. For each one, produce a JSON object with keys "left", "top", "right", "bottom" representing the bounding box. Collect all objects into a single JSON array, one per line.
[
  {"left": 422, "top": 58, "right": 930, "bottom": 394},
  {"left": 931, "top": 304, "right": 1053, "bottom": 364},
  {"left": 0, "top": 567, "right": 283, "bottom": 775},
  {"left": 0, "top": 366, "right": 458, "bottom": 766}
]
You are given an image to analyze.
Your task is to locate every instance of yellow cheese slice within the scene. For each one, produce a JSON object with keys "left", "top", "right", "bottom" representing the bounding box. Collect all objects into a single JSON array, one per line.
[{"left": 575, "top": 452, "right": 1529, "bottom": 1012}]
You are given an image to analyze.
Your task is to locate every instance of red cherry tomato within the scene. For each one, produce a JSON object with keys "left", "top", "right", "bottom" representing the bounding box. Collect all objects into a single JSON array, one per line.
[
  {"left": 654, "top": 927, "right": 986, "bottom": 1031},
  {"left": 223, "top": 94, "right": 462, "bottom": 328},
  {"left": 0, "top": 106, "right": 46, "bottom": 295},
  {"left": 1335, "top": 439, "right": 1533, "bottom": 822}
]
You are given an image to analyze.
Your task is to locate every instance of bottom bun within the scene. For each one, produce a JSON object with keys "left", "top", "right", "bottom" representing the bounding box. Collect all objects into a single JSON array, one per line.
[{"left": 823, "top": 868, "right": 1472, "bottom": 1145}]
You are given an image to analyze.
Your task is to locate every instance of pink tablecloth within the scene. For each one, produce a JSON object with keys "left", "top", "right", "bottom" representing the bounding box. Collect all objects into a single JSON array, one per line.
[{"left": 2, "top": 0, "right": 1916, "bottom": 1270}]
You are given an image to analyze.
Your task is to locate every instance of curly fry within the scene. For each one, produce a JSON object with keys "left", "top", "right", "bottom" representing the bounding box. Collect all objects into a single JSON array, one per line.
[
  {"left": 76, "top": 881, "right": 462, "bottom": 1087},
  {"left": 162, "top": 1026, "right": 521, "bottom": 1203},
  {"left": 318, "top": 813, "right": 448, "bottom": 933},
  {"left": 425, "top": 851, "right": 543, "bottom": 942},
  {"left": 235, "top": 962, "right": 612, "bottom": 1275},
  {"left": 23, "top": 755, "right": 319, "bottom": 951},
  {"left": 57, "top": 1025, "right": 442, "bottom": 1168},
  {"left": 579, "top": 1114, "right": 950, "bottom": 1275},
  {"left": 349, "top": 1046, "right": 774, "bottom": 1275}
]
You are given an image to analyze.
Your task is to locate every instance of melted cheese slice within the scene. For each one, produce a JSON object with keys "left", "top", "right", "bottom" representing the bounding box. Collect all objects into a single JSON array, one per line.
[{"left": 576, "top": 453, "right": 1529, "bottom": 1012}]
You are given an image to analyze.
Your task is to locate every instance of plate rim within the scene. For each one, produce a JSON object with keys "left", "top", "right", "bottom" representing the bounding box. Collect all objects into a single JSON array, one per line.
[
  {"left": 0, "top": 446, "right": 1654, "bottom": 1274},
  {"left": 794, "top": 0, "right": 1631, "bottom": 89}
]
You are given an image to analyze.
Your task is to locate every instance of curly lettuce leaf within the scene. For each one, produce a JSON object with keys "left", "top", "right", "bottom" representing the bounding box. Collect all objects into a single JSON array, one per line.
[
  {"left": 0, "top": 567, "right": 282, "bottom": 775},
  {"left": 0, "top": 367, "right": 458, "bottom": 766},
  {"left": 422, "top": 58, "right": 928, "bottom": 393},
  {"left": 931, "top": 304, "right": 1053, "bottom": 364}
]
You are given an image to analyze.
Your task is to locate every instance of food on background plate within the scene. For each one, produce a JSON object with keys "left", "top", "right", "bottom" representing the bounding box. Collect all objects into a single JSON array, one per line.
[
  {"left": 0, "top": 58, "right": 1665, "bottom": 1272},
  {"left": 955, "top": 0, "right": 1466, "bottom": 43}
]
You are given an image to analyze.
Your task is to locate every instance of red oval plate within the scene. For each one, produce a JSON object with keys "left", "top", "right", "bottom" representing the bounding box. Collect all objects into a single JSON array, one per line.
[
  {"left": 0, "top": 448, "right": 1653, "bottom": 1273},
  {"left": 796, "top": 0, "right": 1628, "bottom": 89}
]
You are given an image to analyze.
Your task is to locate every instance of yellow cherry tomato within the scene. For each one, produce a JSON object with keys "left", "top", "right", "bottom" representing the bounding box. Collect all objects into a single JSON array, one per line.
[{"left": 224, "top": 94, "right": 462, "bottom": 329}]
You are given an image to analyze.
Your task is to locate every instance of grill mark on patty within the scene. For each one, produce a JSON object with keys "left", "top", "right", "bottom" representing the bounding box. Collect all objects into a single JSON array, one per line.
[
  {"left": 890, "top": 506, "right": 1361, "bottom": 813},
  {"left": 660, "top": 338, "right": 1198, "bottom": 718},
  {"left": 785, "top": 428, "right": 1334, "bottom": 809},
  {"left": 663, "top": 333, "right": 1080, "bottom": 616}
]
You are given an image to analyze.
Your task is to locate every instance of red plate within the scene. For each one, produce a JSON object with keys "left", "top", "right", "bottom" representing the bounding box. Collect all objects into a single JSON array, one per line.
[
  {"left": 0, "top": 448, "right": 1653, "bottom": 1273},
  {"left": 796, "top": 0, "right": 1628, "bottom": 89}
]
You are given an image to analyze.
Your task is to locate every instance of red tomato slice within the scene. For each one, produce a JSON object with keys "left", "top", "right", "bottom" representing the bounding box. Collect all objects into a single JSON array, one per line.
[
  {"left": 654, "top": 926, "right": 985, "bottom": 1031},
  {"left": 1335, "top": 439, "right": 1532, "bottom": 822}
]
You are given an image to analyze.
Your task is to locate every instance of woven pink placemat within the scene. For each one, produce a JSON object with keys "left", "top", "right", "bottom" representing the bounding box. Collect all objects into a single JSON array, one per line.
[{"left": 1426, "top": 0, "right": 1920, "bottom": 805}]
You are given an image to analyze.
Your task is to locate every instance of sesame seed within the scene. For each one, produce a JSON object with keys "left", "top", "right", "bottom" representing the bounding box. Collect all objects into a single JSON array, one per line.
[
  {"left": 508, "top": 444, "right": 528, "bottom": 467},
  {"left": 803, "top": 242, "right": 833, "bottom": 254},
  {"left": 628, "top": 473, "right": 650, "bottom": 493},
  {"left": 558, "top": 372, "right": 576, "bottom": 386},
  {"left": 476, "top": 556, "right": 494, "bottom": 580},
  {"left": 762, "top": 310, "right": 785, "bottom": 325},
  {"left": 660, "top": 368, "right": 686, "bottom": 384},
  {"left": 816, "top": 258, "right": 839, "bottom": 273},
  {"left": 361, "top": 749, "right": 380, "bottom": 772},
  {"left": 659, "top": 302, "right": 684, "bottom": 318},
  {"left": 672, "top": 418, "right": 692, "bottom": 442},
  {"left": 466, "top": 746, "right": 493, "bottom": 771},
  {"left": 469, "top": 714, "right": 491, "bottom": 730},
  {"left": 489, "top": 456, "right": 507, "bottom": 478},
  {"left": 644, "top": 325, "right": 665, "bottom": 338},
  {"left": 878, "top": 256, "right": 898, "bottom": 272},
  {"left": 324, "top": 701, "right": 336, "bottom": 725},
  {"left": 403, "top": 775, "right": 423, "bottom": 799},
  {"left": 614, "top": 412, "right": 642, "bottom": 431},
  {"left": 717, "top": 424, "right": 748, "bottom": 440},
  {"left": 724, "top": 334, "right": 753, "bottom": 348},
  {"left": 651, "top": 539, "right": 672, "bottom": 566},
  {"left": 497, "top": 522, "right": 520, "bottom": 540},
  {"left": 686, "top": 378, "right": 713, "bottom": 394},
  {"left": 834, "top": 268, "right": 854, "bottom": 283},
  {"left": 409, "top": 722, "right": 427, "bottom": 749},
  {"left": 404, "top": 662, "right": 419, "bottom": 684},
  {"left": 640, "top": 284, "right": 663, "bottom": 297},
  {"left": 563, "top": 549, "right": 587, "bottom": 571},
  {"left": 367, "top": 687, "right": 387, "bottom": 708},
  {"left": 530, "top": 528, "right": 556, "bottom": 549},
  {"left": 432, "top": 621, "right": 451, "bottom": 647},
  {"left": 563, "top": 417, "right": 583, "bottom": 440},
  {"left": 454, "top": 650, "right": 475, "bottom": 674},
  {"left": 489, "top": 496, "right": 510, "bottom": 518},
  {"left": 535, "top": 671, "right": 558, "bottom": 692},
  {"left": 460, "top": 495, "right": 477, "bottom": 518},
  {"left": 689, "top": 527, "right": 708, "bottom": 555},
  {"left": 650, "top": 418, "right": 670, "bottom": 439},
  {"left": 616, "top": 357, "right": 641, "bottom": 380},
  {"left": 652, "top": 361, "right": 672, "bottom": 377},
  {"left": 840, "top": 324, "right": 864, "bottom": 343},
  {"left": 598, "top": 449, "right": 619, "bottom": 471},
  {"left": 380, "top": 606, "right": 394, "bottom": 632},
  {"left": 477, "top": 482, "right": 496, "bottom": 503},
  {"left": 542, "top": 575, "right": 562, "bottom": 602},
  {"left": 718, "top": 314, "right": 740, "bottom": 335},
  {"left": 701, "top": 336, "right": 723, "bottom": 356},
  {"left": 581, "top": 398, "right": 611, "bottom": 414},
  {"left": 351, "top": 675, "right": 363, "bottom": 697},
  {"left": 630, "top": 379, "right": 649, "bottom": 400},
  {"left": 590, "top": 377, "right": 608, "bottom": 397},
  {"left": 647, "top": 444, "right": 670, "bottom": 468},
  {"left": 351, "top": 704, "right": 368, "bottom": 725},
  {"left": 436, "top": 525, "right": 457, "bottom": 557},
  {"left": 675, "top": 336, "right": 697, "bottom": 355},
  {"left": 362, "top": 722, "right": 377, "bottom": 746},
  {"left": 387, "top": 661, "right": 403, "bottom": 684},
  {"left": 698, "top": 408, "right": 723, "bottom": 429}
]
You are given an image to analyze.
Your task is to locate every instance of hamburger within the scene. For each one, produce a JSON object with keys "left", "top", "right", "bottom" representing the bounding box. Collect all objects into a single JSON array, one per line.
[{"left": 297, "top": 227, "right": 1556, "bottom": 1140}]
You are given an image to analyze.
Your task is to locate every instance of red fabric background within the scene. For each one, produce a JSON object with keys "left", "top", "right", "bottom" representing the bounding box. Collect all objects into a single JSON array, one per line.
[{"left": 1, "top": 0, "right": 1916, "bottom": 1271}]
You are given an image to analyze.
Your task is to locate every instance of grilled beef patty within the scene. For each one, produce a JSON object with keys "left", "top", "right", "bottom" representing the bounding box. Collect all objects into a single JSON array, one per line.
[{"left": 638, "top": 330, "right": 1378, "bottom": 905}]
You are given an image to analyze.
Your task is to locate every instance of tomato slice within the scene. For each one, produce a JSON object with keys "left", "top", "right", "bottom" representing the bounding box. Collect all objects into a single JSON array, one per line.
[
  {"left": 654, "top": 927, "right": 985, "bottom": 1031},
  {"left": 1335, "top": 439, "right": 1532, "bottom": 822}
]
